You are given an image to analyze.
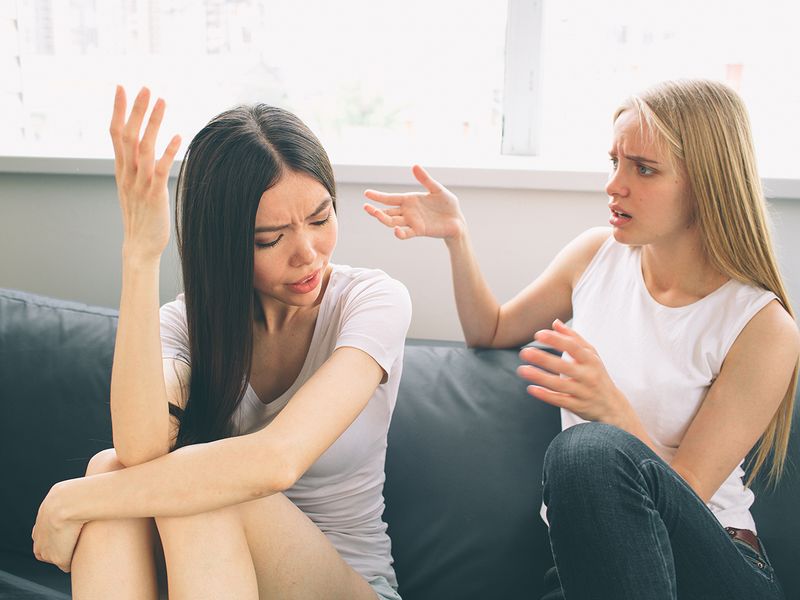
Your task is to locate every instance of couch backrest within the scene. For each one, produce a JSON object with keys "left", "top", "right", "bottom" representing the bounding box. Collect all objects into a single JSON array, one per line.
[{"left": 1, "top": 289, "right": 115, "bottom": 557}]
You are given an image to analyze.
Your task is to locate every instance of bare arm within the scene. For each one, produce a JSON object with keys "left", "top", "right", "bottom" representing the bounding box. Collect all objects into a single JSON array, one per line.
[
  {"left": 365, "top": 166, "right": 609, "bottom": 348},
  {"left": 670, "top": 300, "right": 800, "bottom": 502},
  {"left": 45, "top": 347, "right": 384, "bottom": 521},
  {"left": 108, "top": 86, "right": 182, "bottom": 465}
]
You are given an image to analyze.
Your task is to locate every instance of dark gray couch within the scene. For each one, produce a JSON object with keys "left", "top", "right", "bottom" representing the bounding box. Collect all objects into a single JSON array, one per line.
[{"left": 1, "top": 287, "right": 798, "bottom": 599}]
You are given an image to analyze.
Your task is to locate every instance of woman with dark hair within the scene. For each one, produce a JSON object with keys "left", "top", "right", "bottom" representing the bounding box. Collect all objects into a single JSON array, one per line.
[{"left": 32, "top": 86, "right": 410, "bottom": 600}]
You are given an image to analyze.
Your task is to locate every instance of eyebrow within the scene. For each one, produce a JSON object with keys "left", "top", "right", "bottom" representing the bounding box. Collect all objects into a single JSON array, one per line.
[
  {"left": 255, "top": 197, "right": 332, "bottom": 233},
  {"left": 609, "top": 151, "right": 660, "bottom": 166}
]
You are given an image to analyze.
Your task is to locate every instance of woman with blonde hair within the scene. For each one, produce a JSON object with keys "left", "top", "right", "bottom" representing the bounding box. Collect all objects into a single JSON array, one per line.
[{"left": 364, "top": 79, "right": 797, "bottom": 599}]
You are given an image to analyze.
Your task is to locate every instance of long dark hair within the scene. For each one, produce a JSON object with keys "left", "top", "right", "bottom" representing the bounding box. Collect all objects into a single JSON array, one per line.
[{"left": 170, "top": 105, "right": 336, "bottom": 448}]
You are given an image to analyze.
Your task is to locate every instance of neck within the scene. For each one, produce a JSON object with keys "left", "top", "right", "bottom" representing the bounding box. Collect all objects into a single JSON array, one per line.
[{"left": 640, "top": 227, "right": 727, "bottom": 304}]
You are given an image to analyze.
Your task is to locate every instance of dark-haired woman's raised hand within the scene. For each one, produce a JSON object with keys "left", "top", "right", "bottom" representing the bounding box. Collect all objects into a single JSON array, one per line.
[
  {"left": 110, "top": 86, "right": 181, "bottom": 262},
  {"left": 363, "top": 165, "right": 467, "bottom": 243}
]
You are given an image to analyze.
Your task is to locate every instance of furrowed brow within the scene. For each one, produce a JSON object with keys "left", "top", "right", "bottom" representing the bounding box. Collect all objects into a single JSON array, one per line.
[{"left": 255, "top": 197, "right": 332, "bottom": 233}]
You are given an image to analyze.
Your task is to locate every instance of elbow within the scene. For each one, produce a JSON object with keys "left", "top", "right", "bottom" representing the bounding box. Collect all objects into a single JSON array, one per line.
[
  {"left": 114, "top": 441, "right": 171, "bottom": 468},
  {"left": 249, "top": 436, "right": 304, "bottom": 497}
]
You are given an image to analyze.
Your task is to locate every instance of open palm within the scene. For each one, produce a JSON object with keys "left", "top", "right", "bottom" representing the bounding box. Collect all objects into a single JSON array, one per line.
[{"left": 363, "top": 165, "right": 465, "bottom": 241}]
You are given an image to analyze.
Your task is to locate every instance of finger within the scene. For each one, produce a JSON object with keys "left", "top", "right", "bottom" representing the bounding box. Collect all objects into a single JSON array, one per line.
[
  {"left": 395, "top": 226, "right": 416, "bottom": 240},
  {"left": 519, "top": 346, "right": 578, "bottom": 378},
  {"left": 517, "top": 365, "right": 577, "bottom": 395},
  {"left": 534, "top": 330, "right": 593, "bottom": 362},
  {"left": 364, "top": 204, "right": 400, "bottom": 229},
  {"left": 363, "top": 190, "right": 407, "bottom": 207},
  {"left": 525, "top": 384, "right": 574, "bottom": 409},
  {"left": 552, "top": 319, "right": 596, "bottom": 352},
  {"left": 411, "top": 164, "right": 443, "bottom": 194},
  {"left": 122, "top": 87, "right": 152, "bottom": 169},
  {"left": 154, "top": 134, "right": 181, "bottom": 185},
  {"left": 137, "top": 97, "right": 166, "bottom": 180},
  {"left": 110, "top": 85, "right": 127, "bottom": 174}
]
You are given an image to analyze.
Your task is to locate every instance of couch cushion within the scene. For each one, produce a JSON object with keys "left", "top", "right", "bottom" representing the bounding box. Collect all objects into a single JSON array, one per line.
[{"left": 385, "top": 342, "right": 562, "bottom": 600}]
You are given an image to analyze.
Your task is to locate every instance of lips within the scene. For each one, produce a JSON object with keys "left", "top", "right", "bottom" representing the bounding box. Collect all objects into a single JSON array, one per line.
[
  {"left": 292, "top": 270, "right": 318, "bottom": 286},
  {"left": 609, "top": 205, "right": 632, "bottom": 219},
  {"left": 287, "top": 269, "right": 321, "bottom": 294},
  {"left": 609, "top": 205, "right": 633, "bottom": 228}
]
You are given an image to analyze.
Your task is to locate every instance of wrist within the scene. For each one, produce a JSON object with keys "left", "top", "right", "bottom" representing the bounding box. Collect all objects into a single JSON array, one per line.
[
  {"left": 444, "top": 218, "right": 469, "bottom": 249},
  {"left": 606, "top": 393, "right": 638, "bottom": 432},
  {"left": 49, "top": 480, "right": 88, "bottom": 525},
  {"left": 122, "top": 245, "right": 162, "bottom": 271}
]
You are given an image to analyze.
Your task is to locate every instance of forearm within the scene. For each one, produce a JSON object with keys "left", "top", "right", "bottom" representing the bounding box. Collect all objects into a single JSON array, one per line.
[
  {"left": 58, "top": 433, "right": 287, "bottom": 523},
  {"left": 445, "top": 231, "right": 502, "bottom": 347},
  {"left": 110, "top": 251, "right": 170, "bottom": 464}
]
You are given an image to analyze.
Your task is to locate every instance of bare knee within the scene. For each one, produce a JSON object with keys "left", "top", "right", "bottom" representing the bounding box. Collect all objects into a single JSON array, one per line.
[{"left": 85, "top": 447, "right": 126, "bottom": 476}]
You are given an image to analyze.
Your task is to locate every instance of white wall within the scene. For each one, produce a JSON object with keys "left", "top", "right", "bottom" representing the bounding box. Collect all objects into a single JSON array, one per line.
[{"left": 1, "top": 172, "right": 798, "bottom": 341}]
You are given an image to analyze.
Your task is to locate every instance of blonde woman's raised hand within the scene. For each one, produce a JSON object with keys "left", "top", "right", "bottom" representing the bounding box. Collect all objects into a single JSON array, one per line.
[
  {"left": 110, "top": 86, "right": 181, "bottom": 263},
  {"left": 363, "top": 165, "right": 466, "bottom": 242}
]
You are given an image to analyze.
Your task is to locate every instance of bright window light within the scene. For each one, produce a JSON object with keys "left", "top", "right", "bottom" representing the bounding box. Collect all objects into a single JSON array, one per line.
[
  {"left": 2, "top": 0, "right": 798, "bottom": 180},
  {"left": 0, "top": 0, "right": 507, "bottom": 166}
]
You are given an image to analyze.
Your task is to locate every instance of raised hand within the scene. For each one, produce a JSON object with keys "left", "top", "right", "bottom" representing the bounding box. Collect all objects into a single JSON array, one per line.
[
  {"left": 517, "top": 319, "right": 635, "bottom": 426},
  {"left": 109, "top": 86, "right": 181, "bottom": 262},
  {"left": 363, "top": 165, "right": 466, "bottom": 242}
]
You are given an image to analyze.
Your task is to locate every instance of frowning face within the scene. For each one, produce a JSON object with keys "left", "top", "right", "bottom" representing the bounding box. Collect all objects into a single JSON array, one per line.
[
  {"left": 606, "top": 109, "right": 694, "bottom": 248},
  {"left": 252, "top": 170, "right": 337, "bottom": 310}
]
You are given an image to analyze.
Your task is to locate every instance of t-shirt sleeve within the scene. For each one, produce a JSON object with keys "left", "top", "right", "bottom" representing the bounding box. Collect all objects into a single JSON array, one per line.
[
  {"left": 335, "top": 274, "right": 412, "bottom": 380},
  {"left": 159, "top": 295, "right": 191, "bottom": 366}
]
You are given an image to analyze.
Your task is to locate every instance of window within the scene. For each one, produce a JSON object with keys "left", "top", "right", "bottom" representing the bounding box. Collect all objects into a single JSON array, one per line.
[
  {"left": 0, "top": 0, "right": 507, "bottom": 166},
  {"left": 503, "top": 0, "right": 800, "bottom": 178},
  {"left": 2, "top": 0, "right": 799, "bottom": 180}
]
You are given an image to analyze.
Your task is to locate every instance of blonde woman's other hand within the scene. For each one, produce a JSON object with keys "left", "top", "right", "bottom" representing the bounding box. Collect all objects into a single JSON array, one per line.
[
  {"left": 363, "top": 165, "right": 467, "bottom": 243},
  {"left": 110, "top": 85, "right": 181, "bottom": 264}
]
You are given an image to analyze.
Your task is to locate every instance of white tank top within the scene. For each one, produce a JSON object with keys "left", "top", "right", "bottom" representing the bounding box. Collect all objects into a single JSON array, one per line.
[{"left": 563, "top": 234, "right": 777, "bottom": 532}]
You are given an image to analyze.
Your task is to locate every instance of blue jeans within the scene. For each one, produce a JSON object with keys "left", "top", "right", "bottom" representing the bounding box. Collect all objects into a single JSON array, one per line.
[{"left": 540, "top": 422, "right": 785, "bottom": 600}]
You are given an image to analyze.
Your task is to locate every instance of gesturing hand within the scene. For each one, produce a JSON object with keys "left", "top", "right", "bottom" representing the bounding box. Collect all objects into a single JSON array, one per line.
[
  {"left": 363, "top": 165, "right": 466, "bottom": 242},
  {"left": 110, "top": 86, "right": 181, "bottom": 262},
  {"left": 517, "top": 319, "right": 634, "bottom": 426}
]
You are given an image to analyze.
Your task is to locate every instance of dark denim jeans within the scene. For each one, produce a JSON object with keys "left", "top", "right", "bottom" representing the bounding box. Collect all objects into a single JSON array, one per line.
[{"left": 540, "top": 422, "right": 785, "bottom": 600}]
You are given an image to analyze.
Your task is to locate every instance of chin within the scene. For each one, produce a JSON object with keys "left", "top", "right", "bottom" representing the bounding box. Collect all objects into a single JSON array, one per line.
[{"left": 611, "top": 227, "right": 645, "bottom": 247}]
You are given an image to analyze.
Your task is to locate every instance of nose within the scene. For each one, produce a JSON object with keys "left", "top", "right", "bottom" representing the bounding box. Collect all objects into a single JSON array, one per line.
[
  {"left": 605, "top": 164, "right": 629, "bottom": 199},
  {"left": 290, "top": 233, "right": 316, "bottom": 267}
]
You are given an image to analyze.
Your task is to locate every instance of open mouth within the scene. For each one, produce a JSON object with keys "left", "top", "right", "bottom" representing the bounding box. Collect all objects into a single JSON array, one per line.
[
  {"left": 612, "top": 209, "right": 632, "bottom": 219},
  {"left": 293, "top": 271, "right": 318, "bottom": 286}
]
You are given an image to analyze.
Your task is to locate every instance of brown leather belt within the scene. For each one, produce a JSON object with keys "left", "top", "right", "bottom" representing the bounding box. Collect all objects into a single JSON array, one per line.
[{"left": 726, "top": 527, "right": 761, "bottom": 555}]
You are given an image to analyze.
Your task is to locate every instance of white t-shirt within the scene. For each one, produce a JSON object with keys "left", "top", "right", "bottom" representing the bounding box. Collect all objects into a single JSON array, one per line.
[
  {"left": 547, "top": 235, "right": 777, "bottom": 532},
  {"left": 159, "top": 264, "right": 412, "bottom": 585}
]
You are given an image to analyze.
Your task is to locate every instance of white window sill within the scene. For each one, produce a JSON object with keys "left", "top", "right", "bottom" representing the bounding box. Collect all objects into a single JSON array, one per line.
[{"left": 1, "top": 156, "right": 798, "bottom": 199}]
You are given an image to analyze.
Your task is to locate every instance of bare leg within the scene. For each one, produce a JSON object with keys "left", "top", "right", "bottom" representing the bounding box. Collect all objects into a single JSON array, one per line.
[
  {"left": 70, "top": 449, "right": 160, "bottom": 600},
  {"left": 156, "top": 492, "right": 377, "bottom": 600}
]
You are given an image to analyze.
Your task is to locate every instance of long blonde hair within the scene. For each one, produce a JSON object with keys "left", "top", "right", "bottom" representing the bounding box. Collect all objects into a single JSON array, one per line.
[{"left": 616, "top": 79, "right": 797, "bottom": 485}]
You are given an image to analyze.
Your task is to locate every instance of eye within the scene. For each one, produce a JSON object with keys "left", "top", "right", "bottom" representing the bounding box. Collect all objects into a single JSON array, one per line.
[
  {"left": 312, "top": 213, "right": 331, "bottom": 227},
  {"left": 609, "top": 157, "right": 619, "bottom": 170},
  {"left": 255, "top": 235, "right": 282, "bottom": 249},
  {"left": 637, "top": 164, "right": 655, "bottom": 176}
]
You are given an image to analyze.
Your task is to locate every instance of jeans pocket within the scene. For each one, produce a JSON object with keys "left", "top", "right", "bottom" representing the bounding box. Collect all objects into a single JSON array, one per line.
[{"left": 732, "top": 538, "right": 775, "bottom": 583}]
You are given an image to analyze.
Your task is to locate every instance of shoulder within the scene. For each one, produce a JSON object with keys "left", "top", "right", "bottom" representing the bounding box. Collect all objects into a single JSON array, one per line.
[
  {"left": 550, "top": 227, "right": 614, "bottom": 289},
  {"left": 726, "top": 299, "right": 800, "bottom": 379},
  {"left": 329, "top": 264, "right": 411, "bottom": 306},
  {"left": 736, "top": 299, "right": 800, "bottom": 355},
  {"left": 159, "top": 293, "right": 187, "bottom": 320}
]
